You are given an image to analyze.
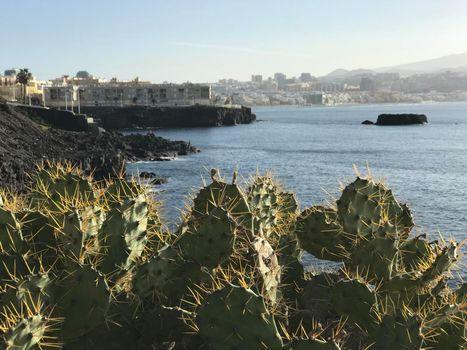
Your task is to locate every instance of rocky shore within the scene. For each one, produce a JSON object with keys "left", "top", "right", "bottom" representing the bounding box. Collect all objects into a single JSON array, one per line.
[
  {"left": 0, "top": 102, "right": 197, "bottom": 190},
  {"left": 80, "top": 104, "right": 256, "bottom": 129}
]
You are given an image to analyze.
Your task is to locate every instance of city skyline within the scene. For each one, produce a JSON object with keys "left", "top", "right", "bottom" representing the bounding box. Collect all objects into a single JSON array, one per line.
[{"left": 3, "top": 0, "right": 467, "bottom": 83}]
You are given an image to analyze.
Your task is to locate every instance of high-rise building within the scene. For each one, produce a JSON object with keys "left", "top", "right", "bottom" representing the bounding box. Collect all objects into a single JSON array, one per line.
[
  {"left": 251, "top": 75, "right": 263, "bottom": 84},
  {"left": 274, "top": 73, "right": 286, "bottom": 81},
  {"left": 299, "top": 73, "right": 314, "bottom": 83}
]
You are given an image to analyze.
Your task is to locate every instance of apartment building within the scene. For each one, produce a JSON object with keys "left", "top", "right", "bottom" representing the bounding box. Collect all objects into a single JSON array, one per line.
[{"left": 43, "top": 81, "right": 212, "bottom": 108}]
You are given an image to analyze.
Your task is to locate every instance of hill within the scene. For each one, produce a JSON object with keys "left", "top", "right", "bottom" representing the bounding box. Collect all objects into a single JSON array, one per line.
[
  {"left": 376, "top": 52, "right": 467, "bottom": 75},
  {"left": 322, "top": 68, "right": 374, "bottom": 80}
]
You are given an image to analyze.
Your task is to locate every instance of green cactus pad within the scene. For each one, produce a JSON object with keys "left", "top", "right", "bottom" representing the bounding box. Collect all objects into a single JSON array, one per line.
[
  {"left": 279, "top": 192, "right": 299, "bottom": 216},
  {"left": 349, "top": 229, "right": 399, "bottom": 281},
  {"left": 385, "top": 193, "right": 414, "bottom": 237},
  {"left": 197, "top": 284, "right": 283, "bottom": 350},
  {"left": 247, "top": 176, "right": 280, "bottom": 237},
  {"left": 337, "top": 178, "right": 384, "bottom": 238},
  {"left": 247, "top": 176, "right": 299, "bottom": 238},
  {"left": 300, "top": 273, "right": 340, "bottom": 321},
  {"left": 330, "top": 279, "right": 376, "bottom": 330},
  {"left": 98, "top": 195, "right": 148, "bottom": 275},
  {"left": 420, "top": 242, "right": 458, "bottom": 285},
  {"left": 400, "top": 235, "right": 436, "bottom": 272},
  {"left": 1, "top": 274, "right": 53, "bottom": 312},
  {"left": 55, "top": 264, "right": 110, "bottom": 340},
  {"left": 132, "top": 245, "right": 205, "bottom": 302},
  {"left": 192, "top": 179, "right": 252, "bottom": 231},
  {"left": 296, "top": 206, "right": 344, "bottom": 261},
  {"left": 33, "top": 172, "right": 95, "bottom": 210},
  {"left": 283, "top": 339, "right": 341, "bottom": 350},
  {"left": 277, "top": 234, "right": 305, "bottom": 302},
  {"left": 367, "top": 311, "right": 422, "bottom": 350},
  {"left": 178, "top": 207, "right": 235, "bottom": 268},
  {"left": 0, "top": 314, "right": 48, "bottom": 350},
  {"left": 104, "top": 179, "right": 143, "bottom": 202},
  {"left": 0, "top": 253, "right": 29, "bottom": 280},
  {"left": 423, "top": 304, "right": 467, "bottom": 350},
  {"left": 0, "top": 208, "right": 24, "bottom": 254}
]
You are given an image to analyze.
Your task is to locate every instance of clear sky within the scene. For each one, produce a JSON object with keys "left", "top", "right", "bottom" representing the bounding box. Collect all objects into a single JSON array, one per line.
[{"left": 2, "top": 0, "right": 467, "bottom": 82}]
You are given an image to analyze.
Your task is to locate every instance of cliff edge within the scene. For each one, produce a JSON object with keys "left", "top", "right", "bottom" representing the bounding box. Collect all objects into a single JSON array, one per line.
[{"left": 80, "top": 104, "right": 256, "bottom": 129}]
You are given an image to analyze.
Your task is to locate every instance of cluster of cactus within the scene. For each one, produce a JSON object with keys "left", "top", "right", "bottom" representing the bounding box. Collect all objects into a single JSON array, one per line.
[{"left": 0, "top": 162, "right": 465, "bottom": 349}]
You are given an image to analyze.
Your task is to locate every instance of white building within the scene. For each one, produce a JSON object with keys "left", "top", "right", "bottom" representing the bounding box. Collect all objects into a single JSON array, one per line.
[{"left": 43, "top": 81, "right": 212, "bottom": 108}]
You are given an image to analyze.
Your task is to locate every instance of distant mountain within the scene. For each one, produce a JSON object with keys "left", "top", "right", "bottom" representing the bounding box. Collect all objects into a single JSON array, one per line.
[
  {"left": 376, "top": 52, "right": 467, "bottom": 75},
  {"left": 322, "top": 68, "right": 374, "bottom": 80}
]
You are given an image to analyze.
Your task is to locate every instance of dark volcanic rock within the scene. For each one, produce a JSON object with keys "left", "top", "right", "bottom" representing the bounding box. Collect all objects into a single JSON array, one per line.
[
  {"left": 361, "top": 120, "right": 374, "bottom": 125},
  {"left": 79, "top": 105, "right": 256, "bottom": 129},
  {"left": 375, "top": 114, "right": 428, "bottom": 125},
  {"left": 139, "top": 172, "right": 168, "bottom": 185},
  {"left": 0, "top": 103, "right": 196, "bottom": 190}
]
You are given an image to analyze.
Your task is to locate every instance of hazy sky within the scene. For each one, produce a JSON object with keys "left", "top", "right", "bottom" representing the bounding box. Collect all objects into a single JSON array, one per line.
[{"left": 3, "top": 0, "right": 467, "bottom": 82}]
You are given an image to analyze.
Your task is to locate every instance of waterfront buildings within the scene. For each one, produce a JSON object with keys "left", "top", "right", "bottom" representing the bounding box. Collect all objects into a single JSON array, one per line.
[
  {"left": 43, "top": 80, "right": 212, "bottom": 108},
  {"left": 0, "top": 69, "right": 44, "bottom": 103},
  {"left": 0, "top": 69, "right": 212, "bottom": 108}
]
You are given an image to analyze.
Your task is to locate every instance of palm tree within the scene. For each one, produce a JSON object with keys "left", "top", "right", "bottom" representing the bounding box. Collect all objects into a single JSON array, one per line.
[{"left": 16, "top": 68, "right": 33, "bottom": 104}]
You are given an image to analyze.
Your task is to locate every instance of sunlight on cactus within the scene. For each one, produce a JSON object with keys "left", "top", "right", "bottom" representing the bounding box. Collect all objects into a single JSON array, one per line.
[{"left": 0, "top": 162, "right": 464, "bottom": 349}]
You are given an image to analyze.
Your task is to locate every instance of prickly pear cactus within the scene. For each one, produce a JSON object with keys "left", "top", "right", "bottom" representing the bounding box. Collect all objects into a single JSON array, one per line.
[
  {"left": 52, "top": 207, "right": 104, "bottom": 261},
  {"left": 54, "top": 264, "right": 110, "bottom": 340},
  {"left": 422, "top": 302, "right": 466, "bottom": 349},
  {"left": 330, "top": 279, "right": 376, "bottom": 330},
  {"left": 1, "top": 274, "right": 54, "bottom": 312},
  {"left": 283, "top": 339, "right": 341, "bottom": 350},
  {"left": 197, "top": 284, "right": 283, "bottom": 350},
  {"left": 367, "top": 311, "right": 423, "bottom": 350},
  {"left": 399, "top": 235, "right": 436, "bottom": 272},
  {"left": 178, "top": 207, "right": 235, "bottom": 268},
  {"left": 300, "top": 273, "right": 340, "bottom": 321},
  {"left": 98, "top": 195, "right": 148, "bottom": 276},
  {"left": 296, "top": 206, "right": 343, "bottom": 261},
  {"left": 0, "top": 163, "right": 464, "bottom": 350},
  {"left": 0, "top": 208, "right": 24, "bottom": 254},
  {"left": 247, "top": 175, "right": 298, "bottom": 238},
  {"left": 192, "top": 175, "right": 253, "bottom": 231},
  {"left": 349, "top": 228, "right": 399, "bottom": 281},
  {"left": 0, "top": 314, "right": 49, "bottom": 350},
  {"left": 104, "top": 179, "right": 143, "bottom": 202},
  {"left": 32, "top": 168, "right": 95, "bottom": 211},
  {"left": 247, "top": 176, "right": 280, "bottom": 237},
  {"left": 132, "top": 245, "right": 206, "bottom": 304}
]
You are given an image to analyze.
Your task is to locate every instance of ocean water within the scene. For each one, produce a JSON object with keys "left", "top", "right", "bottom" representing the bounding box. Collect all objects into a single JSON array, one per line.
[{"left": 127, "top": 102, "right": 467, "bottom": 277}]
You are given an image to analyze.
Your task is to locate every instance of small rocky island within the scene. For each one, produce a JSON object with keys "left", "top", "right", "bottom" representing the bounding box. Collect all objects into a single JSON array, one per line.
[
  {"left": 362, "top": 113, "right": 428, "bottom": 125},
  {"left": 0, "top": 101, "right": 196, "bottom": 190}
]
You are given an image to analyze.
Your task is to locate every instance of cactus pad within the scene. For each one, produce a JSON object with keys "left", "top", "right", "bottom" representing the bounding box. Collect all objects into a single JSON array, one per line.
[
  {"left": 197, "top": 284, "right": 283, "bottom": 350},
  {"left": 178, "top": 207, "right": 235, "bottom": 268}
]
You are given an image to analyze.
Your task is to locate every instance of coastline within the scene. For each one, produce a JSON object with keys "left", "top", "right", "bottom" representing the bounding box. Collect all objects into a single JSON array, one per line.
[
  {"left": 0, "top": 102, "right": 197, "bottom": 190},
  {"left": 249, "top": 99, "right": 467, "bottom": 110}
]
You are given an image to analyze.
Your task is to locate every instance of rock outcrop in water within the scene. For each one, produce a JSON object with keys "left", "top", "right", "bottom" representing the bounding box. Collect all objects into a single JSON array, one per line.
[
  {"left": 375, "top": 113, "right": 428, "bottom": 125},
  {"left": 79, "top": 104, "right": 256, "bottom": 129},
  {"left": 0, "top": 102, "right": 196, "bottom": 190}
]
